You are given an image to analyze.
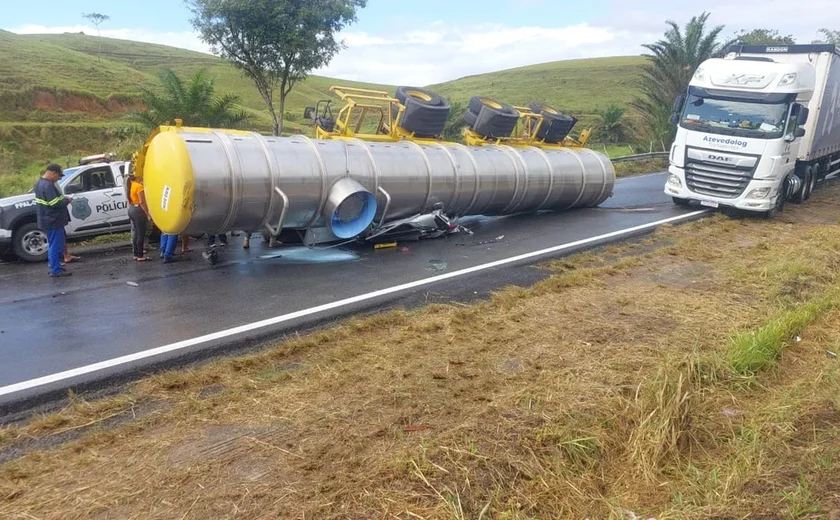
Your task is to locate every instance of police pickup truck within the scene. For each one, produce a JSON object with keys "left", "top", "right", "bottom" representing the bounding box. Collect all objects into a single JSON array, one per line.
[{"left": 0, "top": 154, "right": 133, "bottom": 262}]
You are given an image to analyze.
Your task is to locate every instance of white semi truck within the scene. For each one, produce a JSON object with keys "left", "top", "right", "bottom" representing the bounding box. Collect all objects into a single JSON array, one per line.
[{"left": 665, "top": 44, "right": 840, "bottom": 218}]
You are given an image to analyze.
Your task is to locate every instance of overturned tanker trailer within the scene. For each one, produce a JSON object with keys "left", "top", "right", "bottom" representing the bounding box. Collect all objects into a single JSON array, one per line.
[{"left": 133, "top": 86, "right": 615, "bottom": 246}]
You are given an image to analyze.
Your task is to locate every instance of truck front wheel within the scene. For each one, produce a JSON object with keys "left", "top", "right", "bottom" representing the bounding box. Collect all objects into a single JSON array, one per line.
[
  {"left": 763, "top": 186, "right": 787, "bottom": 220},
  {"left": 12, "top": 222, "right": 49, "bottom": 263},
  {"left": 672, "top": 197, "right": 691, "bottom": 207}
]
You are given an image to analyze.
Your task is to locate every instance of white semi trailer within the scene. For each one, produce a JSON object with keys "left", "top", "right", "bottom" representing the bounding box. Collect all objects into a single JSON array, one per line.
[{"left": 665, "top": 44, "right": 840, "bottom": 218}]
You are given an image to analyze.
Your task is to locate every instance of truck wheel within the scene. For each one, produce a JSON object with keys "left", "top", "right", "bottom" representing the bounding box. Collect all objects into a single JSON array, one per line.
[
  {"left": 12, "top": 222, "right": 49, "bottom": 263},
  {"left": 529, "top": 102, "right": 578, "bottom": 144},
  {"left": 672, "top": 197, "right": 691, "bottom": 207},
  {"left": 392, "top": 87, "right": 451, "bottom": 138},
  {"left": 790, "top": 167, "right": 812, "bottom": 204},
  {"left": 469, "top": 96, "right": 519, "bottom": 138},
  {"left": 763, "top": 188, "right": 786, "bottom": 220},
  {"left": 395, "top": 86, "right": 444, "bottom": 107},
  {"left": 805, "top": 166, "right": 818, "bottom": 200}
]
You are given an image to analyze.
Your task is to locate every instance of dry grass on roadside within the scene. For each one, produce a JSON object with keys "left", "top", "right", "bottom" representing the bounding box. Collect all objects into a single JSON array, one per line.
[
  {"left": 614, "top": 157, "right": 669, "bottom": 177},
  {"left": 2, "top": 185, "right": 840, "bottom": 519}
]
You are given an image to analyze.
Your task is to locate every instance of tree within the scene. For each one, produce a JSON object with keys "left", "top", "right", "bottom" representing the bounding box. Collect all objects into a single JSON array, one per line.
[
  {"left": 442, "top": 102, "right": 467, "bottom": 142},
  {"left": 813, "top": 29, "right": 840, "bottom": 44},
  {"left": 596, "top": 105, "right": 627, "bottom": 144},
  {"left": 734, "top": 28, "right": 795, "bottom": 45},
  {"left": 82, "top": 12, "right": 110, "bottom": 36},
  {"left": 631, "top": 12, "right": 731, "bottom": 145},
  {"left": 188, "top": 0, "right": 367, "bottom": 136},
  {"left": 129, "top": 68, "right": 249, "bottom": 130},
  {"left": 82, "top": 12, "right": 110, "bottom": 61}
]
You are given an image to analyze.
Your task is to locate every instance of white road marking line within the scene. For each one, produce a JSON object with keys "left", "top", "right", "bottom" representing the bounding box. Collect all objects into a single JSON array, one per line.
[{"left": 0, "top": 210, "right": 707, "bottom": 398}]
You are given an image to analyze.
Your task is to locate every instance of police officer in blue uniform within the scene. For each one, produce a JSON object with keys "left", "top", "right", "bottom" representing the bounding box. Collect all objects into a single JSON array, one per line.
[{"left": 34, "top": 164, "right": 73, "bottom": 277}]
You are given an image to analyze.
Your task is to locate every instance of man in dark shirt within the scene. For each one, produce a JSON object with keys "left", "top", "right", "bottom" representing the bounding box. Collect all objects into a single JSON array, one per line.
[{"left": 34, "top": 164, "right": 73, "bottom": 277}]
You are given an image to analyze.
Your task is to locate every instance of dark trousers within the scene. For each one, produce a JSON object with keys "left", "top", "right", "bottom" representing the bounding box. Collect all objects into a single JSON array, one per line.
[
  {"left": 207, "top": 233, "right": 227, "bottom": 246},
  {"left": 128, "top": 205, "right": 147, "bottom": 258},
  {"left": 46, "top": 227, "right": 66, "bottom": 275}
]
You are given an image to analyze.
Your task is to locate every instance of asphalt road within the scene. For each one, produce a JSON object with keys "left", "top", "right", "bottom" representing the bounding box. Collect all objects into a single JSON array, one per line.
[{"left": 0, "top": 173, "right": 706, "bottom": 409}]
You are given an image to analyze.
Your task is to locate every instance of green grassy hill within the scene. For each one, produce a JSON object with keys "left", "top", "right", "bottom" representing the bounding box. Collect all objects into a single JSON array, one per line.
[
  {"left": 0, "top": 30, "right": 646, "bottom": 196},
  {"left": 431, "top": 56, "right": 645, "bottom": 123}
]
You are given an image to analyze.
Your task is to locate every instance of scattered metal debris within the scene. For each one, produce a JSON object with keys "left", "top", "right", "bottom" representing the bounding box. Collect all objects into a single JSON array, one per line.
[{"left": 126, "top": 281, "right": 139, "bottom": 287}]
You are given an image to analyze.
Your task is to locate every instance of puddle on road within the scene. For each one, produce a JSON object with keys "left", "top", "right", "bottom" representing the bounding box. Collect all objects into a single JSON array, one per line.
[
  {"left": 426, "top": 259, "right": 447, "bottom": 272},
  {"left": 257, "top": 246, "right": 359, "bottom": 264}
]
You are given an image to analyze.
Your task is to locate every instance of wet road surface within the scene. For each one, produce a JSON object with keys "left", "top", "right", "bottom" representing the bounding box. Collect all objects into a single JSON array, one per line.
[{"left": 0, "top": 173, "right": 706, "bottom": 407}]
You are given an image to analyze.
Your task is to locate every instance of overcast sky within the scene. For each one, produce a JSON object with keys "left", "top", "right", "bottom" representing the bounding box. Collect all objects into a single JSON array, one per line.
[{"left": 4, "top": 0, "right": 839, "bottom": 85}]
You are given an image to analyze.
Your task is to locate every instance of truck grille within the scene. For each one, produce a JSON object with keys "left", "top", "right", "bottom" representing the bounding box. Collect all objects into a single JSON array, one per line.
[{"left": 684, "top": 148, "right": 759, "bottom": 199}]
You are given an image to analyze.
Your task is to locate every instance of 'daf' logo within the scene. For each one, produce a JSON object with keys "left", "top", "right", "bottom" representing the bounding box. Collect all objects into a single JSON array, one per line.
[
  {"left": 708, "top": 154, "right": 733, "bottom": 162},
  {"left": 71, "top": 196, "right": 92, "bottom": 221}
]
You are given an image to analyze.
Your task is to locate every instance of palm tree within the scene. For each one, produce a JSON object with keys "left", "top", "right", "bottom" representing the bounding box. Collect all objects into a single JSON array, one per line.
[
  {"left": 130, "top": 68, "right": 249, "bottom": 129},
  {"left": 597, "top": 105, "right": 626, "bottom": 144},
  {"left": 631, "top": 13, "right": 730, "bottom": 145}
]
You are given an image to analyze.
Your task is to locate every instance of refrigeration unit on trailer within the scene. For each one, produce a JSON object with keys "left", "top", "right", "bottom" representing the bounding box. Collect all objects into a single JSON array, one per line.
[{"left": 665, "top": 44, "right": 840, "bottom": 218}]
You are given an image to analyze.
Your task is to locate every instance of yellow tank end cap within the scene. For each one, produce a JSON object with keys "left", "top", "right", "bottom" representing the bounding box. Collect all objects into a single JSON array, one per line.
[{"left": 143, "top": 131, "right": 194, "bottom": 235}]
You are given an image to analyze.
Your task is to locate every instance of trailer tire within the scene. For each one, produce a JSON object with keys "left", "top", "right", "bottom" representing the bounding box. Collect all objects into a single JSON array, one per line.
[
  {"left": 12, "top": 221, "right": 48, "bottom": 263},
  {"left": 395, "top": 87, "right": 444, "bottom": 107},
  {"left": 468, "top": 96, "right": 519, "bottom": 138},
  {"left": 392, "top": 87, "right": 450, "bottom": 138},
  {"left": 463, "top": 108, "right": 477, "bottom": 127},
  {"left": 529, "top": 102, "right": 578, "bottom": 144}
]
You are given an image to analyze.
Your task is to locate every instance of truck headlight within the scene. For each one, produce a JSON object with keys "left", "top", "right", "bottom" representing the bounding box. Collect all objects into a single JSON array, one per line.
[
  {"left": 693, "top": 67, "right": 705, "bottom": 82},
  {"left": 747, "top": 187, "right": 771, "bottom": 199},
  {"left": 778, "top": 73, "right": 797, "bottom": 87},
  {"left": 667, "top": 174, "right": 682, "bottom": 188}
]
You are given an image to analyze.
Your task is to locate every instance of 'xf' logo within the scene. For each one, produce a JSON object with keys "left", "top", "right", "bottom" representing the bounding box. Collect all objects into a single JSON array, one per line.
[{"left": 723, "top": 74, "right": 765, "bottom": 85}]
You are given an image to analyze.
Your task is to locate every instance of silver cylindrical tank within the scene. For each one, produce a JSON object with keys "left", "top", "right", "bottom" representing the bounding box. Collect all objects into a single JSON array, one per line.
[{"left": 140, "top": 129, "right": 615, "bottom": 237}]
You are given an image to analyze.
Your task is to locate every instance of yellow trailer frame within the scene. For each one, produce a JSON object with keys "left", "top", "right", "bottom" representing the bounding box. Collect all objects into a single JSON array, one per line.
[
  {"left": 313, "top": 86, "right": 445, "bottom": 144},
  {"left": 463, "top": 105, "right": 591, "bottom": 149},
  {"left": 311, "top": 86, "right": 591, "bottom": 150}
]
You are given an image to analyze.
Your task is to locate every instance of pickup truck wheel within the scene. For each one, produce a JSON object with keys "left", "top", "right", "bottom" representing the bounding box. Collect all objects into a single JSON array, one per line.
[{"left": 13, "top": 222, "right": 49, "bottom": 263}]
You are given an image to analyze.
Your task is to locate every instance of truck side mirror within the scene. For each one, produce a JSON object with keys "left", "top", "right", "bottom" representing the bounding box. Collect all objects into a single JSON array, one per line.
[
  {"left": 797, "top": 107, "right": 809, "bottom": 126},
  {"left": 794, "top": 127, "right": 806, "bottom": 138},
  {"left": 669, "top": 112, "right": 680, "bottom": 126},
  {"left": 673, "top": 95, "right": 685, "bottom": 114}
]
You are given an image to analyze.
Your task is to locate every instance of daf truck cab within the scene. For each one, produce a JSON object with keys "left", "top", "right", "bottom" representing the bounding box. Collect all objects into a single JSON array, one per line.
[{"left": 665, "top": 44, "right": 840, "bottom": 218}]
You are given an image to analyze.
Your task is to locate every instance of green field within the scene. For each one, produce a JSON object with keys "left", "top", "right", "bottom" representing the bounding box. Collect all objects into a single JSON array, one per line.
[{"left": 0, "top": 29, "right": 647, "bottom": 196}]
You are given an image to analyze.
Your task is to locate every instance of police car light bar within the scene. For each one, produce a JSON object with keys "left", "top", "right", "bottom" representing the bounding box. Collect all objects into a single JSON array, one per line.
[{"left": 78, "top": 153, "right": 117, "bottom": 166}]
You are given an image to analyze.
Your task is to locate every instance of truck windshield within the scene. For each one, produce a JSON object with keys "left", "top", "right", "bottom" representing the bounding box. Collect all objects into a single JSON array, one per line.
[{"left": 680, "top": 94, "right": 790, "bottom": 139}]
